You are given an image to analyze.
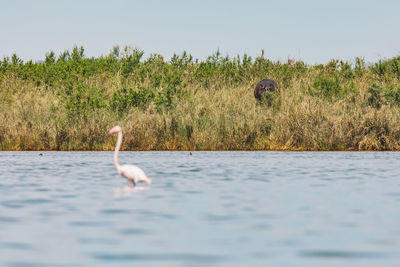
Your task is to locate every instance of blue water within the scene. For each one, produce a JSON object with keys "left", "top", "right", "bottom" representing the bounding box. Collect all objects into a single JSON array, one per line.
[{"left": 0, "top": 151, "right": 400, "bottom": 266}]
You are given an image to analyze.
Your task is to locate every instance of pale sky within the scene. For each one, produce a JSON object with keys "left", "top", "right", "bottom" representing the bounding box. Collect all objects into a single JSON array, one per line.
[{"left": 1, "top": 0, "right": 399, "bottom": 64}]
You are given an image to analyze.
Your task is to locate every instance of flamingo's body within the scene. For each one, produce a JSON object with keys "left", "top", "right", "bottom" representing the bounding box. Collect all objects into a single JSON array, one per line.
[{"left": 109, "top": 126, "right": 152, "bottom": 186}]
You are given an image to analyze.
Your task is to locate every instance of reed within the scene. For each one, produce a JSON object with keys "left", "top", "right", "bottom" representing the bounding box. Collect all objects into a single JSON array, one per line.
[{"left": 1, "top": 46, "right": 400, "bottom": 151}]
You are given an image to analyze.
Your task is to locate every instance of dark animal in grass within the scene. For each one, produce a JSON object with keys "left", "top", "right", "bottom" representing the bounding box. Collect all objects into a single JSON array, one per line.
[{"left": 254, "top": 79, "right": 278, "bottom": 100}]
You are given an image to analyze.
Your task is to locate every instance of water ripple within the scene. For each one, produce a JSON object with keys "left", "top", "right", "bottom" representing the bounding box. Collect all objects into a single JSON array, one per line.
[
  {"left": 205, "top": 214, "right": 237, "bottom": 221},
  {"left": 5, "top": 262, "right": 66, "bottom": 267},
  {"left": 21, "top": 198, "right": 53, "bottom": 204},
  {"left": 118, "top": 228, "right": 151, "bottom": 235},
  {"left": 91, "top": 252, "right": 227, "bottom": 262},
  {"left": 69, "top": 221, "right": 113, "bottom": 227},
  {"left": 1, "top": 201, "right": 24, "bottom": 209},
  {"left": 0, "top": 242, "right": 33, "bottom": 250},
  {"left": 299, "top": 250, "right": 387, "bottom": 259},
  {"left": 0, "top": 216, "right": 19, "bottom": 223},
  {"left": 78, "top": 237, "right": 119, "bottom": 245},
  {"left": 100, "top": 209, "right": 131, "bottom": 214}
]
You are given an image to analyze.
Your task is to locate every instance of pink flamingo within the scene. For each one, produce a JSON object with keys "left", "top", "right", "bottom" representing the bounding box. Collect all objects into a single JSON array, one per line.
[{"left": 109, "top": 126, "right": 152, "bottom": 187}]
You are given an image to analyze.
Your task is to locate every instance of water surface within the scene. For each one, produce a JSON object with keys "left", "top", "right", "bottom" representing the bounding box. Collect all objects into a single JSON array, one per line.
[{"left": 0, "top": 151, "right": 399, "bottom": 266}]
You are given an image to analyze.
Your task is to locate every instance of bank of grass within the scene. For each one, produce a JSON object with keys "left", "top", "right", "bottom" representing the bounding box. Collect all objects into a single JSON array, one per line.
[{"left": 1, "top": 46, "right": 400, "bottom": 151}]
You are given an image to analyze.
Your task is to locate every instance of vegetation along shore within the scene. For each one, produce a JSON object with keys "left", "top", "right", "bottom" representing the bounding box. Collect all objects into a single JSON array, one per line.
[{"left": 1, "top": 46, "right": 400, "bottom": 151}]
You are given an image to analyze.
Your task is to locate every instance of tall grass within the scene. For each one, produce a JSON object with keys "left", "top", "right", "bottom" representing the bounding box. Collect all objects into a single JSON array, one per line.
[{"left": 1, "top": 46, "right": 400, "bottom": 151}]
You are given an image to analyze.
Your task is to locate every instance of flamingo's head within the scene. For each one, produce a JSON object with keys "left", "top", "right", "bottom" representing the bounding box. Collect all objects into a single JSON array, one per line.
[{"left": 109, "top": 126, "right": 122, "bottom": 135}]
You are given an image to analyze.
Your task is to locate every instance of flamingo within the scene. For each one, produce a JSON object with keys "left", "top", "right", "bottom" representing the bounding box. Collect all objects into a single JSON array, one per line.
[{"left": 109, "top": 126, "right": 152, "bottom": 187}]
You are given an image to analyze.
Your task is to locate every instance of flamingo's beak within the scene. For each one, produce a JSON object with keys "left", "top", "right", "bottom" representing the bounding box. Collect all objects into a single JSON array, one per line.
[{"left": 146, "top": 178, "right": 152, "bottom": 185}]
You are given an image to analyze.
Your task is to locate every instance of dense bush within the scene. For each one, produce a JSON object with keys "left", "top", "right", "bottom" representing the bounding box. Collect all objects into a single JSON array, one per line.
[{"left": 1, "top": 46, "right": 400, "bottom": 150}]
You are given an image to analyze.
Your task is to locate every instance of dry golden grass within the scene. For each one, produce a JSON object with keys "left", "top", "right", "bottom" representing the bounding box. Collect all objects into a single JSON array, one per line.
[{"left": 1, "top": 52, "right": 400, "bottom": 151}]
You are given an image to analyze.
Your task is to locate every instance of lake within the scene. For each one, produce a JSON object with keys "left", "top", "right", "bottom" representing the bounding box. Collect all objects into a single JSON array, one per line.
[{"left": 0, "top": 151, "right": 399, "bottom": 266}]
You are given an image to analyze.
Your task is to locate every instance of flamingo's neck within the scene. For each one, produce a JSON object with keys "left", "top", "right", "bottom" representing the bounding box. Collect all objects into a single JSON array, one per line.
[{"left": 114, "top": 131, "right": 122, "bottom": 171}]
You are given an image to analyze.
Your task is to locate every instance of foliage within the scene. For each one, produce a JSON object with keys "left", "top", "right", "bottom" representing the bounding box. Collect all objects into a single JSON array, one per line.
[{"left": 1, "top": 46, "right": 400, "bottom": 150}]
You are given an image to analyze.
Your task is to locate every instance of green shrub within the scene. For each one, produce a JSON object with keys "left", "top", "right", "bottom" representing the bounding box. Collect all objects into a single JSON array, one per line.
[
  {"left": 110, "top": 87, "right": 154, "bottom": 115},
  {"left": 312, "top": 75, "right": 342, "bottom": 99},
  {"left": 366, "top": 84, "right": 384, "bottom": 109}
]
